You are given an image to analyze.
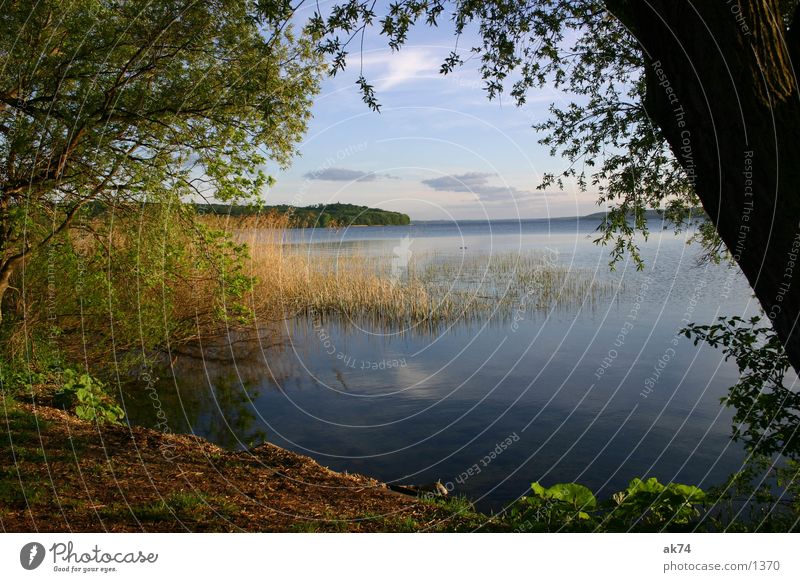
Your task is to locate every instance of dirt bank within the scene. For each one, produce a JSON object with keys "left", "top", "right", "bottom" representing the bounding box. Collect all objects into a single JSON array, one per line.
[{"left": 0, "top": 399, "right": 496, "bottom": 532}]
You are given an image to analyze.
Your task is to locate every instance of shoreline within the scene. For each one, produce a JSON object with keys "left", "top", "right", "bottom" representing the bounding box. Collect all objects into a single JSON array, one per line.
[{"left": 0, "top": 399, "right": 495, "bottom": 532}]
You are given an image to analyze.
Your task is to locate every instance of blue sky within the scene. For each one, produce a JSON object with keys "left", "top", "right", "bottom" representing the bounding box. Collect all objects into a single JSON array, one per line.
[{"left": 263, "top": 5, "right": 602, "bottom": 221}]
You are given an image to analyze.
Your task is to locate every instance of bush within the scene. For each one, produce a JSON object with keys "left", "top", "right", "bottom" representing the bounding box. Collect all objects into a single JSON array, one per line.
[
  {"left": 53, "top": 369, "right": 125, "bottom": 425},
  {"left": 508, "top": 477, "right": 706, "bottom": 532}
]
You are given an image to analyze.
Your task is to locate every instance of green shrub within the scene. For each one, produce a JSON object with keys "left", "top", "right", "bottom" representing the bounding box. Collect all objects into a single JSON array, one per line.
[
  {"left": 604, "top": 478, "right": 705, "bottom": 529},
  {"left": 508, "top": 477, "right": 706, "bottom": 532},
  {"left": 53, "top": 370, "right": 125, "bottom": 425}
]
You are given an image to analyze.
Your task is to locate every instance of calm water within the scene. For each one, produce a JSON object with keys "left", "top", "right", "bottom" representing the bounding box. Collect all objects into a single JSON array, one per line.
[{"left": 122, "top": 217, "right": 758, "bottom": 511}]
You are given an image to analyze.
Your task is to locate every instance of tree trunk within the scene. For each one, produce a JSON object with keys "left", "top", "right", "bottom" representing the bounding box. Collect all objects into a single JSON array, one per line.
[
  {"left": 606, "top": 0, "right": 800, "bottom": 370},
  {"left": 0, "top": 255, "right": 23, "bottom": 322}
]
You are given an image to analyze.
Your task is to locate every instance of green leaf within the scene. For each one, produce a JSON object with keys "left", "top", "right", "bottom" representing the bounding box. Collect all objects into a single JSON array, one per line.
[
  {"left": 531, "top": 482, "right": 548, "bottom": 498},
  {"left": 627, "top": 477, "right": 665, "bottom": 495},
  {"left": 669, "top": 484, "right": 706, "bottom": 502},
  {"left": 547, "top": 483, "right": 597, "bottom": 509}
]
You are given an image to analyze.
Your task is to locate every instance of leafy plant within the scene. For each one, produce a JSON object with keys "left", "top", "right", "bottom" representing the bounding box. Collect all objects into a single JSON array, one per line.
[
  {"left": 683, "top": 316, "right": 799, "bottom": 459},
  {"left": 603, "top": 478, "right": 705, "bottom": 530},
  {"left": 0, "top": 361, "right": 46, "bottom": 397},
  {"left": 53, "top": 370, "right": 125, "bottom": 425},
  {"left": 702, "top": 456, "right": 800, "bottom": 532},
  {"left": 508, "top": 477, "right": 706, "bottom": 532},
  {"left": 509, "top": 481, "right": 597, "bottom": 532}
]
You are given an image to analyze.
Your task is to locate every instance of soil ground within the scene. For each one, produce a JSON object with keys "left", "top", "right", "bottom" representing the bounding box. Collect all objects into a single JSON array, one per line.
[{"left": 0, "top": 398, "right": 500, "bottom": 532}]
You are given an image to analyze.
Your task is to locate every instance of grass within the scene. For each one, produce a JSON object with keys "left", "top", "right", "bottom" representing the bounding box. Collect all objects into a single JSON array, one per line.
[
  {"left": 0, "top": 213, "right": 616, "bottom": 531},
  {"left": 417, "top": 495, "right": 502, "bottom": 531},
  {"left": 2, "top": 392, "right": 48, "bottom": 449},
  {"left": 0, "top": 477, "right": 50, "bottom": 507},
  {"left": 98, "top": 492, "right": 239, "bottom": 524},
  {"left": 0, "top": 395, "right": 52, "bottom": 508},
  {"left": 4, "top": 210, "right": 616, "bottom": 367},
  {"left": 285, "top": 498, "right": 502, "bottom": 533},
  {"left": 0, "top": 397, "right": 49, "bottom": 508},
  {"left": 207, "top": 214, "right": 619, "bottom": 332}
]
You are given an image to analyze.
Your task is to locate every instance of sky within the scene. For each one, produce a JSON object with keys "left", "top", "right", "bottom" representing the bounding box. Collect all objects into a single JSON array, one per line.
[{"left": 261, "top": 4, "right": 602, "bottom": 221}]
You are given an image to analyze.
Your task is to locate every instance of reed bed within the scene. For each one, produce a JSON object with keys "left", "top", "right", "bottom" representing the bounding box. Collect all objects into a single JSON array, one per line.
[
  {"left": 212, "top": 215, "right": 620, "bottom": 332},
  {"left": 239, "top": 232, "right": 448, "bottom": 325}
]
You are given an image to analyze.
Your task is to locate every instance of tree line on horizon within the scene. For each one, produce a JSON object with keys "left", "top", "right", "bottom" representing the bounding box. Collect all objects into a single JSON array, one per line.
[{"left": 197, "top": 202, "right": 411, "bottom": 227}]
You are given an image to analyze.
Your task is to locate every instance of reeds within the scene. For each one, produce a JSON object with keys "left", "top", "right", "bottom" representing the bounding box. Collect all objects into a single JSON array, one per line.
[
  {"left": 9, "top": 210, "right": 618, "bottom": 369},
  {"left": 212, "top": 214, "right": 619, "bottom": 332}
]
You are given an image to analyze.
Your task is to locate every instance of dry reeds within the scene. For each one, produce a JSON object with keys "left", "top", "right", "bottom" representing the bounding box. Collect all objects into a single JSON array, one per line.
[
  {"left": 208, "top": 214, "right": 618, "bottom": 332},
  {"left": 7, "top": 209, "right": 618, "bottom": 369}
]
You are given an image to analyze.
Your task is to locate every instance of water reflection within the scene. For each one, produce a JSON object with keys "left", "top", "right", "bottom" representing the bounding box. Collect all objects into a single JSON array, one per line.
[
  {"left": 122, "top": 329, "right": 288, "bottom": 449},
  {"left": 120, "top": 218, "right": 757, "bottom": 511}
]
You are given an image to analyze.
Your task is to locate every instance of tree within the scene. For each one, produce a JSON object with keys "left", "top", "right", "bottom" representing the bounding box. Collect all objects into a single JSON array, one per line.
[
  {"left": 0, "top": 0, "right": 320, "bottom": 320},
  {"left": 305, "top": 0, "right": 800, "bottom": 370}
]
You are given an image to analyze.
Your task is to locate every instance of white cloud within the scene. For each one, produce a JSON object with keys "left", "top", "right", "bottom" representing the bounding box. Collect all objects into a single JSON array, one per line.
[
  {"left": 361, "top": 49, "right": 440, "bottom": 91},
  {"left": 421, "top": 172, "right": 540, "bottom": 201},
  {"left": 304, "top": 167, "right": 398, "bottom": 182}
]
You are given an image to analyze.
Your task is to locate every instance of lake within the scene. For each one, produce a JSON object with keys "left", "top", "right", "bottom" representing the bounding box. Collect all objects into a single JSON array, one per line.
[{"left": 122, "top": 216, "right": 758, "bottom": 511}]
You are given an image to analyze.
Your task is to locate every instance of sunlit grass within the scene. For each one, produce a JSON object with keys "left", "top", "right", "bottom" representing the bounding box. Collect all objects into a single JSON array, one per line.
[{"left": 210, "top": 215, "right": 619, "bottom": 331}]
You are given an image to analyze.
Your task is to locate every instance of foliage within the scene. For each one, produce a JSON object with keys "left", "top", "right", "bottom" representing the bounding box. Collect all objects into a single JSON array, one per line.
[
  {"left": 305, "top": 1, "right": 799, "bottom": 268},
  {"left": 0, "top": 0, "right": 322, "bottom": 319},
  {"left": 683, "top": 316, "right": 800, "bottom": 459},
  {"left": 678, "top": 315, "right": 800, "bottom": 531},
  {"left": 508, "top": 477, "right": 706, "bottom": 532},
  {"left": 197, "top": 202, "right": 411, "bottom": 227},
  {"left": 304, "top": 1, "right": 693, "bottom": 265},
  {"left": 2, "top": 201, "right": 255, "bottom": 368},
  {"left": 0, "top": 359, "right": 49, "bottom": 396},
  {"left": 605, "top": 478, "right": 706, "bottom": 529},
  {"left": 306, "top": 7, "right": 800, "bottom": 525},
  {"left": 702, "top": 455, "right": 800, "bottom": 532},
  {"left": 53, "top": 369, "right": 125, "bottom": 425},
  {"left": 509, "top": 482, "right": 596, "bottom": 531}
]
